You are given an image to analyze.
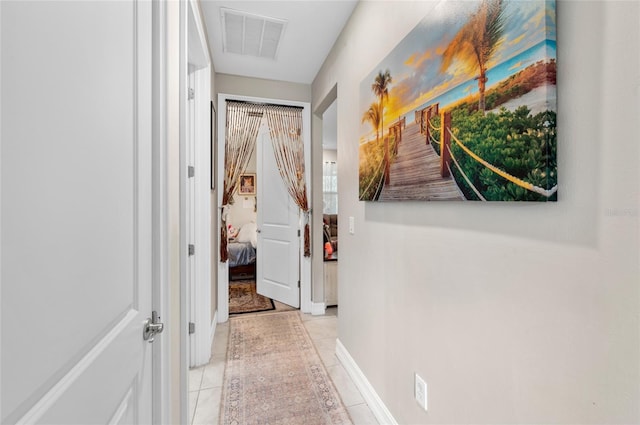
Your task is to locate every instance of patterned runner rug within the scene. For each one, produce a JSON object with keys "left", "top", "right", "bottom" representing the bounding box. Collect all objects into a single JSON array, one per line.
[
  {"left": 229, "top": 280, "right": 275, "bottom": 315},
  {"left": 220, "top": 311, "right": 353, "bottom": 425}
]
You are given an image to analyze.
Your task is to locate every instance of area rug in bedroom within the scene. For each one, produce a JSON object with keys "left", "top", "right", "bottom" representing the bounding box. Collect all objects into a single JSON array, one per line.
[
  {"left": 220, "top": 311, "right": 353, "bottom": 425},
  {"left": 229, "top": 279, "right": 275, "bottom": 315}
]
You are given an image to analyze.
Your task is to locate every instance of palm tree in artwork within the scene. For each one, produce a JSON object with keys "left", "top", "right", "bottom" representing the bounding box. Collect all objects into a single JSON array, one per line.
[
  {"left": 440, "top": 0, "right": 505, "bottom": 114},
  {"left": 361, "top": 102, "right": 382, "bottom": 144},
  {"left": 371, "top": 69, "right": 392, "bottom": 182}
]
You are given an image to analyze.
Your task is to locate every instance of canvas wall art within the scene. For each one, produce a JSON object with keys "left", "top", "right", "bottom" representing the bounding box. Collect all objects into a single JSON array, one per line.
[{"left": 359, "top": 0, "right": 557, "bottom": 202}]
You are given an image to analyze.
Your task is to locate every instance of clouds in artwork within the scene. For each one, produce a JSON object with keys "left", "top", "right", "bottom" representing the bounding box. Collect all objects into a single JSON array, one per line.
[
  {"left": 499, "top": 0, "right": 555, "bottom": 60},
  {"left": 360, "top": 0, "right": 556, "bottom": 138}
]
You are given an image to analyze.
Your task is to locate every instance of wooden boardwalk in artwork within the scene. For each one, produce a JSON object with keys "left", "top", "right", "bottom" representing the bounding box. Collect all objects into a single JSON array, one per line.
[{"left": 379, "top": 121, "right": 465, "bottom": 201}]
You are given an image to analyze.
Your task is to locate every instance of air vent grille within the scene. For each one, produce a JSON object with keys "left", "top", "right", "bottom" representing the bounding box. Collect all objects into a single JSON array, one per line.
[{"left": 221, "top": 8, "right": 286, "bottom": 60}]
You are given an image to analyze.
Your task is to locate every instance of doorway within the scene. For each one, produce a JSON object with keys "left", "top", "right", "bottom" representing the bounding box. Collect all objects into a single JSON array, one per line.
[
  {"left": 216, "top": 94, "right": 313, "bottom": 323},
  {"left": 225, "top": 118, "right": 304, "bottom": 314},
  {"left": 322, "top": 100, "right": 339, "bottom": 307}
]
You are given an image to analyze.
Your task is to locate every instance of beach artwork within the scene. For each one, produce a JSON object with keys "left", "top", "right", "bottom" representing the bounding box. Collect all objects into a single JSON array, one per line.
[{"left": 359, "top": 0, "right": 557, "bottom": 202}]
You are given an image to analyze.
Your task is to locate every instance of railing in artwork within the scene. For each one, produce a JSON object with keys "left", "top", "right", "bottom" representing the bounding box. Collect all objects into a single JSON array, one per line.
[
  {"left": 427, "top": 115, "right": 441, "bottom": 147},
  {"left": 388, "top": 116, "right": 406, "bottom": 155},
  {"left": 416, "top": 103, "right": 439, "bottom": 146}
]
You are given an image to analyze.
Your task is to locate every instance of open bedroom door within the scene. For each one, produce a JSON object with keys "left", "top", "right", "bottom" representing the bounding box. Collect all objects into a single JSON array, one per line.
[{"left": 256, "top": 127, "right": 300, "bottom": 308}]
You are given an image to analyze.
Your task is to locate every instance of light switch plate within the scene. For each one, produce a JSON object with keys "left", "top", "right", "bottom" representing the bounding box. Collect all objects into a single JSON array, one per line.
[{"left": 348, "top": 216, "right": 355, "bottom": 234}]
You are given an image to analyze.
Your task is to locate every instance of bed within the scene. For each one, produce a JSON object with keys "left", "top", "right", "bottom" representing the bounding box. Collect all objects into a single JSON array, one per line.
[
  {"left": 228, "top": 241, "right": 256, "bottom": 280},
  {"left": 228, "top": 222, "right": 257, "bottom": 281}
]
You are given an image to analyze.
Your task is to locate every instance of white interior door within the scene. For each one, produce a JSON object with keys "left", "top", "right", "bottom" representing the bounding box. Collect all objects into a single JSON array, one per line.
[
  {"left": 257, "top": 128, "right": 300, "bottom": 308},
  {"left": 1, "top": 1, "right": 155, "bottom": 423}
]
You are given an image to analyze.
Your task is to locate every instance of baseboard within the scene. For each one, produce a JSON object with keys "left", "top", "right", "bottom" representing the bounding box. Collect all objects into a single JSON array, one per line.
[
  {"left": 311, "top": 302, "right": 326, "bottom": 316},
  {"left": 335, "top": 339, "right": 397, "bottom": 425}
]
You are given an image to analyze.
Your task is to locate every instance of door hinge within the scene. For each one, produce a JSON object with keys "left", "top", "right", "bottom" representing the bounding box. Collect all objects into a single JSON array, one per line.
[
  {"left": 188, "top": 166, "right": 195, "bottom": 178},
  {"left": 188, "top": 244, "right": 195, "bottom": 256},
  {"left": 298, "top": 280, "right": 301, "bottom": 288},
  {"left": 188, "top": 87, "right": 195, "bottom": 100},
  {"left": 189, "top": 322, "right": 195, "bottom": 334},
  {"left": 297, "top": 229, "right": 301, "bottom": 237}
]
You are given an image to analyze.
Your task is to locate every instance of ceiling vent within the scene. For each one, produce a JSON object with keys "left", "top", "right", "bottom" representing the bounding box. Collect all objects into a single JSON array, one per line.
[{"left": 221, "top": 8, "right": 287, "bottom": 60}]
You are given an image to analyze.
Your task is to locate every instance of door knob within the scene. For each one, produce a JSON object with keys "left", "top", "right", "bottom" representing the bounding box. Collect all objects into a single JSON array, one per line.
[{"left": 143, "top": 311, "right": 164, "bottom": 343}]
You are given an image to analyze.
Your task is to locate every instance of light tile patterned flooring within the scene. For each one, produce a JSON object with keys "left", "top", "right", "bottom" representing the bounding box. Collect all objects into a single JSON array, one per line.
[{"left": 189, "top": 307, "right": 379, "bottom": 424}]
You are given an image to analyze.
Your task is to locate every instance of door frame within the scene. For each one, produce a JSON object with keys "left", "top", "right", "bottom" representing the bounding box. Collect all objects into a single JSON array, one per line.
[
  {"left": 186, "top": 66, "right": 213, "bottom": 368},
  {"left": 216, "top": 93, "right": 312, "bottom": 322},
  {"left": 311, "top": 84, "right": 338, "bottom": 314},
  {"left": 185, "top": 0, "right": 213, "bottom": 368},
  {"left": 152, "top": 1, "right": 171, "bottom": 423}
]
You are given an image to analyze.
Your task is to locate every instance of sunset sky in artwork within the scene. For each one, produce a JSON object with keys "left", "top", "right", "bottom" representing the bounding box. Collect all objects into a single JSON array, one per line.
[{"left": 360, "top": 0, "right": 556, "bottom": 141}]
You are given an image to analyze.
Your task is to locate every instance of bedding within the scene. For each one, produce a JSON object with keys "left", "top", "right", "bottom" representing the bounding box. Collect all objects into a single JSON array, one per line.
[
  {"left": 227, "top": 241, "right": 256, "bottom": 268},
  {"left": 228, "top": 222, "right": 258, "bottom": 281},
  {"left": 236, "top": 222, "right": 257, "bottom": 248}
]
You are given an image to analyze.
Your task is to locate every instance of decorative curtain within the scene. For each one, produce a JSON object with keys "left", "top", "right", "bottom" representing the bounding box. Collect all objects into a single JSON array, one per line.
[
  {"left": 264, "top": 106, "right": 311, "bottom": 257},
  {"left": 219, "top": 101, "right": 263, "bottom": 262}
]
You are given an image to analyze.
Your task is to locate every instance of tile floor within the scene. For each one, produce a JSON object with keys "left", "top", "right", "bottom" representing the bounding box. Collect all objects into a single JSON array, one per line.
[{"left": 188, "top": 307, "right": 379, "bottom": 425}]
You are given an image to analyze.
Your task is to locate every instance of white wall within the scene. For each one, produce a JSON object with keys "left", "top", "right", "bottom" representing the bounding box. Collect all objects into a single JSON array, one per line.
[
  {"left": 312, "top": 1, "right": 639, "bottom": 423},
  {"left": 202, "top": 5, "right": 218, "bottom": 327},
  {"left": 215, "top": 73, "right": 311, "bottom": 103}
]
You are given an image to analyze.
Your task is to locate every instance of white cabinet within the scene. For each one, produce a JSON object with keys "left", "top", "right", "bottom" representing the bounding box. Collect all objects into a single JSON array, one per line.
[{"left": 324, "top": 259, "right": 338, "bottom": 306}]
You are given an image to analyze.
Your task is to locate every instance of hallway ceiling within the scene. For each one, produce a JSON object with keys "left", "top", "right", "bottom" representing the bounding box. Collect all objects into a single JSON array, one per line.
[{"left": 200, "top": 0, "right": 359, "bottom": 84}]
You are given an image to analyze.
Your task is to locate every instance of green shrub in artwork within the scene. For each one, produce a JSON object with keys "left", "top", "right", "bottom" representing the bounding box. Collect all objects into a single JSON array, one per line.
[
  {"left": 358, "top": 135, "right": 398, "bottom": 201},
  {"left": 447, "top": 106, "right": 557, "bottom": 201}
]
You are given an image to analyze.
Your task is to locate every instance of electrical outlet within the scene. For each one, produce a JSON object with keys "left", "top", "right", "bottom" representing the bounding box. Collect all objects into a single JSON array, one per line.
[{"left": 414, "top": 373, "right": 428, "bottom": 411}]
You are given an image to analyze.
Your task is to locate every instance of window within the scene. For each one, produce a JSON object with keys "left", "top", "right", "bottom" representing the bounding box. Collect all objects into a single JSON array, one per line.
[{"left": 323, "top": 161, "right": 338, "bottom": 214}]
